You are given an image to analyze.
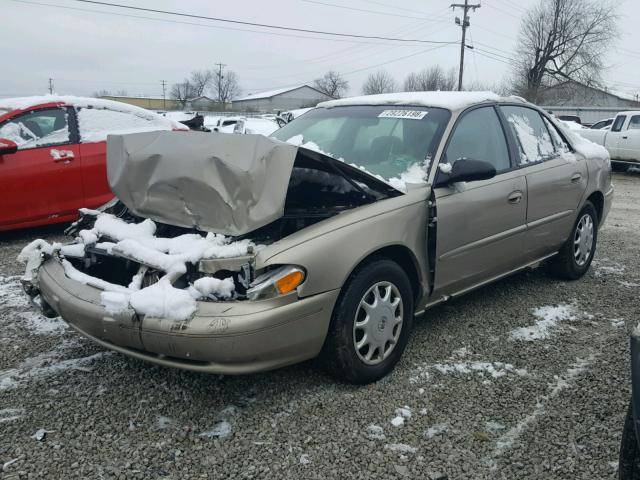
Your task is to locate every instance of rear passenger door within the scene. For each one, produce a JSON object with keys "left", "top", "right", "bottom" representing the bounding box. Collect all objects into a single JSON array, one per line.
[
  {"left": 433, "top": 106, "right": 527, "bottom": 296},
  {"left": 500, "top": 105, "right": 588, "bottom": 261}
]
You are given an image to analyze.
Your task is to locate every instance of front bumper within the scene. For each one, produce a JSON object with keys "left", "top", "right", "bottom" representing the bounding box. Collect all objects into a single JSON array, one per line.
[{"left": 29, "top": 259, "right": 340, "bottom": 374}]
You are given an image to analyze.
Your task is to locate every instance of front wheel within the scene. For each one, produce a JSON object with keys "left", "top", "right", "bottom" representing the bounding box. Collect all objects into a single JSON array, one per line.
[
  {"left": 547, "top": 201, "right": 598, "bottom": 280},
  {"left": 321, "top": 259, "right": 414, "bottom": 384}
]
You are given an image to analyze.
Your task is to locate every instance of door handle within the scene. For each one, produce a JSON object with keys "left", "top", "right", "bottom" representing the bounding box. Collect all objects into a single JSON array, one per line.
[
  {"left": 622, "top": 136, "right": 628, "bottom": 139},
  {"left": 570, "top": 173, "right": 582, "bottom": 183},
  {"left": 507, "top": 191, "right": 523, "bottom": 204},
  {"left": 51, "top": 149, "right": 75, "bottom": 162}
]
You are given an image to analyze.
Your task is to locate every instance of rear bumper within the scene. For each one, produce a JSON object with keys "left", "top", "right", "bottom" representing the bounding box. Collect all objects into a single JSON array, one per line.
[{"left": 31, "top": 259, "right": 339, "bottom": 374}]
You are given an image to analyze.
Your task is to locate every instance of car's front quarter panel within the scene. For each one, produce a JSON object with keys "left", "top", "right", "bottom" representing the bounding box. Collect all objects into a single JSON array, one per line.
[{"left": 255, "top": 186, "right": 431, "bottom": 303}]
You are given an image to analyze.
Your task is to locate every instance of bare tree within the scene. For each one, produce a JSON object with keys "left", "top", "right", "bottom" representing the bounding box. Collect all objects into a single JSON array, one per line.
[
  {"left": 213, "top": 70, "right": 241, "bottom": 106},
  {"left": 514, "top": 0, "right": 618, "bottom": 102},
  {"left": 93, "top": 89, "right": 111, "bottom": 98},
  {"left": 314, "top": 71, "right": 349, "bottom": 98},
  {"left": 362, "top": 70, "right": 397, "bottom": 95},
  {"left": 190, "top": 70, "right": 213, "bottom": 97},
  {"left": 403, "top": 66, "right": 457, "bottom": 91},
  {"left": 170, "top": 81, "right": 195, "bottom": 108}
]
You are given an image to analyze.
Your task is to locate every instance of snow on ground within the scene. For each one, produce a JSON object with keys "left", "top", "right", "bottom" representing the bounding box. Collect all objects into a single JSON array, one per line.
[
  {"left": 490, "top": 355, "right": 596, "bottom": 460},
  {"left": 510, "top": 304, "right": 577, "bottom": 341},
  {"left": 390, "top": 406, "right": 412, "bottom": 427},
  {"left": 0, "top": 408, "right": 25, "bottom": 423},
  {"left": 0, "top": 343, "right": 112, "bottom": 391},
  {"left": 425, "top": 423, "right": 449, "bottom": 439},
  {"left": 299, "top": 454, "right": 311, "bottom": 465},
  {"left": 432, "top": 361, "right": 528, "bottom": 379},
  {"left": 384, "top": 443, "right": 417, "bottom": 454},
  {"left": 366, "top": 424, "right": 385, "bottom": 440},
  {"left": 19, "top": 212, "right": 257, "bottom": 322}
]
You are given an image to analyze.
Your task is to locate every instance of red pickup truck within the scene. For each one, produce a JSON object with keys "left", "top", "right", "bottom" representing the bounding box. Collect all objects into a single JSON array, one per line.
[{"left": 0, "top": 96, "right": 187, "bottom": 231}]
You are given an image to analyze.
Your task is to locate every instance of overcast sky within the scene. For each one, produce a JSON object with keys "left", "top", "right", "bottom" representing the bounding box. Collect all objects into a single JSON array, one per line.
[{"left": 1, "top": 0, "right": 638, "bottom": 99}]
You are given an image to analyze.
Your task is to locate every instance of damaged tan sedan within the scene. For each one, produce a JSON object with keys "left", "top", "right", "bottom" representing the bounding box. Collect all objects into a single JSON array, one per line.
[{"left": 21, "top": 92, "right": 613, "bottom": 384}]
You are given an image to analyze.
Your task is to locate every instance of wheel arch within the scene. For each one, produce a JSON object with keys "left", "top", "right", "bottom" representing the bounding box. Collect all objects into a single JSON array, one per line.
[
  {"left": 586, "top": 190, "right": 604, "bottom": 225},
  {"left": 344, "top": 244, "right": 423, "bottom": 304}
]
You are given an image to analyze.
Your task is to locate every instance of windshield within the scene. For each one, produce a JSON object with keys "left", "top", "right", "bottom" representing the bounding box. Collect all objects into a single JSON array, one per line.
[{"left": 271, "top": 105, "right": 450, "bottom": 181}]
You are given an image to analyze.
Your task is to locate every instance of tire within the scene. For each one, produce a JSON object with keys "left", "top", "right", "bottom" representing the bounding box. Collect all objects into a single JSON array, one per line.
[
  {"left": 612, "top": 162, "right": 630, "bottom": 173},
  {"left": 547, "top": 201, "right": 598, "bottom": 280},
  {"left": 619, "top": 399, "right": 640, "bottom": 480},
  {"left": 321, "top": 258, "right": 414, "bottom": 384}
]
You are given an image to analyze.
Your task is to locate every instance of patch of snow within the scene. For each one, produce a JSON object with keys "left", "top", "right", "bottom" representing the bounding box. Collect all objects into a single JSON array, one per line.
[
  {"left": 432, "top": 361, "right": 527, "bottom": 378},
  {"left": 438, "top": 162, "right": 452, "bottom": 174},
  {"left": 199, "top": 420, "right": 232, "bottom": 439},
  {"left": 19, "top": 212, "right": 257, "bottom": 322},
  {"left": 366, "top": 424, "right": 386, "bottom": 440},
  {"left": 299, "top": 454, "right": 311, "bottom": 465},
  {"left": 318, "top": 91, "right": 504, "bottom": 111},
  {"left": 485, "top": 421, "right": 505, "bottom": 433},
  {"left": 0, "top": 276, "right": 29, "bottom": 309},
  {"left": 156, "top": 416, "right": 173, "bottom": 430},
  {"left": 19, "top": 311, "right": 67, "bottom": 335},
  {"left": 385, "top": 443, "right": 417, "bottom": 454},
  {"left": 611, "top": 319, "right": 625, "bottom": 328},
  {"left": 492, "top": 355, "right": 595, "bottom": 457},
  {"left": 510, "top": 304, "right": 576, "bottom": 341},
  {"left": 31, "top": 428, "right": 52, "bottom": 441},
  {"left": 425, "top": 423, "right": 448, "bottom": 439},
  {"left": 618, "top": 280, "right": 640, "bottom": 288},
  {"left": 0, "top": 408, "right": 25, "bottom": 423},
  {"left": 0, "top": 347, "right": 111, "bottom": 391},
  {"left": 390, "top": 416, "right": 405, "bottom": 427}
]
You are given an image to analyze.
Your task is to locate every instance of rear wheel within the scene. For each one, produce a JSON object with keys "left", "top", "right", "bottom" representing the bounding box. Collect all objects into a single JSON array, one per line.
[
  {"left": 548, "top": 201, "right": 598, "bottom": 280},
  {"left": 321, "top": 259, "right": 414, "bottom": 384},
  {"left": 619, "top": 399, "right": 640, "bottom": 479}
]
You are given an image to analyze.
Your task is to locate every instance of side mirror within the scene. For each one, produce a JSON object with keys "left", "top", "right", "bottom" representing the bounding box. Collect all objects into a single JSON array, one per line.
[
  {"left": 436, "top": 158, "right": 496, "bottom": 186},
  {"left": 0, "top": 138, "right": 18, "bottom": 155}
]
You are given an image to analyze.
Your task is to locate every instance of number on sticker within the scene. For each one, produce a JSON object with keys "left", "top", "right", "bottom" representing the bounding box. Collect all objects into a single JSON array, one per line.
[{"left": 378, "top": 110, "right": 428, "bottom": 120}]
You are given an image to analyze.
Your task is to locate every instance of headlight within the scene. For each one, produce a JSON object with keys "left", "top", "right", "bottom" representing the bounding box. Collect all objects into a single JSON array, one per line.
[{"left": 246, "top": 265, "right": 306, "bottom": 300}]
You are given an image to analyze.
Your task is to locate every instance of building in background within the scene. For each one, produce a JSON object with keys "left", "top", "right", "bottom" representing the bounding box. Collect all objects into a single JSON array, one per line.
[
  {"left": 187, "top": 96, "right": 217, "bottom": 110},
  {"left": 540, "top": 80, "right": 640, "bottom": 125},
  {"left": 98, "top": 95, "right": 181, "bottom": 110},
  {"left": 232, "top": 85, "right": 333, "bottom": 112}
]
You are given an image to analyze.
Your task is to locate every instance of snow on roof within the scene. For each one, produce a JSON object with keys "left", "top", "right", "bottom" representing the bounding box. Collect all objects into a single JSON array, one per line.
[
  {"left": 318, "top": 91, "right": 512, "bottom": 111},
  {"left": 0, "top": 95, "right": 184, "bottom": 129},
  {"left": 235, "top": 85, "right": 315, "bottom": 102}
]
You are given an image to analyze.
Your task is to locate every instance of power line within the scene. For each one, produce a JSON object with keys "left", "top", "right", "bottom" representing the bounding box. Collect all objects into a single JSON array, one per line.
[
  {"left": 301, "top": 0, "right": 444, "bottom": 20},
  {"left": 11, "top": 0, "right": 447, "bottom": 48},
  {"left": 68, "top": 0, "right": 458, "bottom": 45}
]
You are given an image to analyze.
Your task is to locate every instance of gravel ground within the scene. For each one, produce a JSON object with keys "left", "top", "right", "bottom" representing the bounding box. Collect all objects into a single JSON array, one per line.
[{"left": 1, "top": 172, "right": 639, "bottom": 479}]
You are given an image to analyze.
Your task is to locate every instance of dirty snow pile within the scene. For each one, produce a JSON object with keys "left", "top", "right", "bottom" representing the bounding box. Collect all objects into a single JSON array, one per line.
[
  {"left": 286, "top": 134, "right": 429, "bottom": 193},
  {"left": 18, "top": 212, "right": 258, "bottom": 321},
  {"left": 510, "top": 304, "right": 576, "bottom": 341}
]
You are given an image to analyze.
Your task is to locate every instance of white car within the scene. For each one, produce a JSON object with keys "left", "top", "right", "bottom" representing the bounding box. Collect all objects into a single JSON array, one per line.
[{"left": 578, "top": 111, "right": 640, "bottom": 171}]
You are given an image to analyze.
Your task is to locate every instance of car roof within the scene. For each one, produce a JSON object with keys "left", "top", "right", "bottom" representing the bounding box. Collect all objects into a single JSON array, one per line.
[{"left": 317, "top": 91, "right": 526, "bottom": 112}]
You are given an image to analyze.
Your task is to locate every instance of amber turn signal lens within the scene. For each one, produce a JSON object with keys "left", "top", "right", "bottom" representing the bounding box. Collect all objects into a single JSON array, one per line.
[{"left": 275, "top": 270, "right": 305, "bottom": 295}]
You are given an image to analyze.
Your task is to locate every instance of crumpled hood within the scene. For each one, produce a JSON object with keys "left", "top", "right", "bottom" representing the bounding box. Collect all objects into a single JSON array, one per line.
[{"left": 107, "top": 131, "right": 299, "bottom": 236}]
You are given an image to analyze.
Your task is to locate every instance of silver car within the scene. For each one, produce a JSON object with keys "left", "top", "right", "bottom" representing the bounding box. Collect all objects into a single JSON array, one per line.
[{"left": 21, "top": 93, "right": 613, "bottom": 384}]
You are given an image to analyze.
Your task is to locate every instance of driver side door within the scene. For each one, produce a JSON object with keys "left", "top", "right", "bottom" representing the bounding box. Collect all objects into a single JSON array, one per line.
[
  {"left": 433, "top": 105, "right": 528, "bottom": 297},
  {"left": 0, "top": 107, "right": 83, "bottom": 229}
]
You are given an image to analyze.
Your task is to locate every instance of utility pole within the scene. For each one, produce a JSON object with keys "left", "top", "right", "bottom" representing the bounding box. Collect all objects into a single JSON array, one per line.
[
  {"left": 48, "top": 78, "right": 54, "bottom": 94},
  {"left": 214, "top": 62, "right": 226, "bottom": 104},
  {"left": 160, "top": 80, "right": 167, "bottom": 110},
  {"left": 451, "top": 1, "right": 481, "bottom": 91}
]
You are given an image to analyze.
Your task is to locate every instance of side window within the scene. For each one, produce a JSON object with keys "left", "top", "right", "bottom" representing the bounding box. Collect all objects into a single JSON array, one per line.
[
  {"left": 444, "top": 106, "right": 511, "bottom": 172},
  {"left": 76, "top": 108, "right": 162, "bottom": 143},
  {"left": 500, "top": 106, "right": 555, "bottom": 165},
  {"left": 628, "top": 115, "right": 640, "bottom": 130},
  {"left": 611, "top": 115, "right": 626, "bottom": 132},
  {"left": 0, "top": 108, "right": 70, "bottom": 150},
  {"left": 542, "top": 116, "right": 571, "bottom": 153}
]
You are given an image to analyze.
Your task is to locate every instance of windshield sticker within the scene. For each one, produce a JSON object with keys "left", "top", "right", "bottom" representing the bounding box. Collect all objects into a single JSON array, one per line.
[{"left": 378, "top": 110, "right": 428, "bottom": 120}]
